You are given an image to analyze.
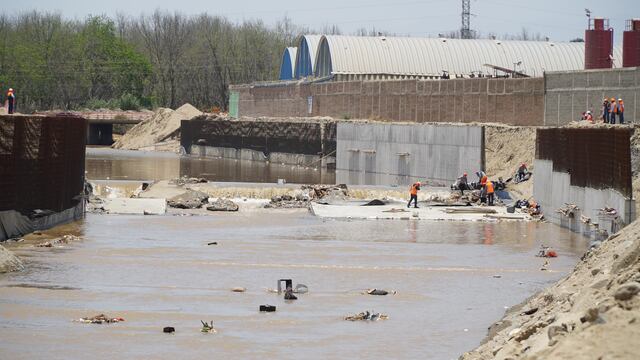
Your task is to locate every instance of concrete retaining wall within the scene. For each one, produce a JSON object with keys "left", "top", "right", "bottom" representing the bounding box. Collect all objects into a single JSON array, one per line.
[
  {"left": 232, "top": 77, "right": 545, "bottom": 126},
  {"left": 544, "top": 67, "right": 640, "bottom": 126},
  {"left": 336, "top": 122, "right": 484, "bottom": 186},
  {"left": 534, "top": 159, "right": 635, "bottom": 236},
  {"left": 190, "top": 145, "right": 333, "bottom": 168}
]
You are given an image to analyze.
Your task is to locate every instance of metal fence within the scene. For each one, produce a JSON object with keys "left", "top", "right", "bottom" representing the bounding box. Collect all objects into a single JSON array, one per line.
[
  {"left": 0, "top": 115, "right": 87, "bottom": 214},
  {"left": 536, "top": 127, "right": 632, "bottom": 197}
]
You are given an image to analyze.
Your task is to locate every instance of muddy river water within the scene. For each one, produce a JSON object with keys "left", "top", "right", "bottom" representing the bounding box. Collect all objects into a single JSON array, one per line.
[{"left": 0, "top": 149, "right": 590, "bottom": 360}]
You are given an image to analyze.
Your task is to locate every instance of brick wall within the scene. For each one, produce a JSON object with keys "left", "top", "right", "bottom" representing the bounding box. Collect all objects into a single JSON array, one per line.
[
  {"left": 231, "top": 77, "right": 545, "bottom": 126},
  {"left": 544, "top": 67, "right": 640, "bottom": 126}
]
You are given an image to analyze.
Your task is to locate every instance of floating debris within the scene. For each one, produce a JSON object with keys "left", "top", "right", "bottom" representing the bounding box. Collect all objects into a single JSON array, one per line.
[
  {"left": 35, "top": 235, "right": 81, "bottom": 248},
  {"left": 259, "top": 304, "right": 276, "bottom": 312},
  {"left": 200, "top": 320, "right": 217, "bottom": 333},
  {"left": 231, "top": 287, "right": 246, "bottom": 292},
  {"left": 345, "top": 311, "right": 389, "bottom": 321},
  {"left": 365, "top": 288, "right": 396, "bottom": 296},
  {"left": 163, "top": 326, "right": 175, "bottom": 333},
  {"left": 74, "top": 314, "right": 125, "bottom": 324}
]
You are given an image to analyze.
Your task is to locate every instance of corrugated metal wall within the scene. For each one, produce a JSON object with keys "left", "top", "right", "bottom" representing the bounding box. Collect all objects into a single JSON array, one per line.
[
  {"left": 536, "top": 127, "right": 632, "bottom": 197},
  {"left": 0, "top": 115, "right": 87, "bottom": 214},
  {"left": 180, "top": 117, "right": 336, "bottom": 157}
]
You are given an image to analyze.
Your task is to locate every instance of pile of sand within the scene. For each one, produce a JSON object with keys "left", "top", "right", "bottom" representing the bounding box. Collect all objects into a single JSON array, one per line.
[
  {"left": 112, "top": 103, "right": 202, "bottom": 150},
  {"left": 461, "top": 219, "right": 640, "bottom": 360},
  {"left": 0, "top": 245, "right": 24, "bottom": 273},
  {"left": 485, "top": 125, "right": 536, "bottom": 199}
]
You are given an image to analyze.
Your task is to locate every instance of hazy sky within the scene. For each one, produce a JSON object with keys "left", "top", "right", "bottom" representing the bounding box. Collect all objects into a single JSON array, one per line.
[{"left": 6, "top": 0, "right": 639, "bottom": 42}]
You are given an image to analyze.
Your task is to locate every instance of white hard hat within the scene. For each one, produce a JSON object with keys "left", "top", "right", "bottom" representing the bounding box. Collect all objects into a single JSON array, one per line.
[
  {"left": 8, "top": 88, "right": 13, "bottom": 92},
  {"left": 586, "top": 111, "right": 591, "bottom": 114}
]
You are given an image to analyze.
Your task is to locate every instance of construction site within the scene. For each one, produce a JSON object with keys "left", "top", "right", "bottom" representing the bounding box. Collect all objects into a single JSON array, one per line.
[{"left": 1, "top": 2, "right": 640, "bottom": 360}]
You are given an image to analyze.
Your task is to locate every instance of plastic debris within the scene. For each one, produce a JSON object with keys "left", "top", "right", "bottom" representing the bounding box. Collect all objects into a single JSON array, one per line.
[
  {"left": 201, "top": 320, "right": 217, "bottom": 333},
  {"left": 293, "top": 284, "right": 309, "bottom": 294},
  {"left": 74, "top": 314, "right": 125, "bottom": 324},
  {"left": 536, "top": 246, "right": 558, "bottom": 258},
  {"left": 163, "top": 327, "right": 175, "bottom": 333},
  {"left": 231, "top": 287, "right": 246, "bottom": 292},
  {"left": 260, "top": 304, "right": 276, "bottom": 312},
  {"left": 345, "top": 310, "right": 389, "bottom": 321},
  {"left": 365, "top": 288, "right": 396, "bottom": 296},
  {"left": 207, "top": 242, "right": 218, "bottom": 245}
]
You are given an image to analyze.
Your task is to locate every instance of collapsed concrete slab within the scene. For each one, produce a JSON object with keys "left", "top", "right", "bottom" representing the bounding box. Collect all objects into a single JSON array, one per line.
[
  {"left": 310, "top": 201, "right": 528, "bottom": 221},
  {"left": 102, "top": 198, "right": 166, "bottom": 215}
]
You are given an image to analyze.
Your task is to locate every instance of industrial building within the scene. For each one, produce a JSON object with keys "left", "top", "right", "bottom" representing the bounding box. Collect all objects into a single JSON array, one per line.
[
  {"left": 280, "top": 34, "right": 624, "bottom": 81},
  {"left": 278, "top": 47, "right": 297, "bottom": 80}
]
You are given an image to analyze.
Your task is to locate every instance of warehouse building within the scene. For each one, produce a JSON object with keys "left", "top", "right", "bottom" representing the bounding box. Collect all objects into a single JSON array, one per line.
[{"left": 281, "top": 34, "right": 623, "bottom": 81}]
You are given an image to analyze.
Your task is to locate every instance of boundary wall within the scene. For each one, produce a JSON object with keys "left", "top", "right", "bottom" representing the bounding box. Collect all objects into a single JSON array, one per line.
[
  {"left": 533, "top": 128, "right": 635, "bottom": 236},
  {"left": 231, "top": 77, "right": 544, "bottom": 126},
  {"left": 0, "top": 115, "right": 87, "bottom": 240},
  {"left": 180, "top": 117, "right": 336, "bottom": 168},
  {"left": 336, "top": 122, "right": 484, "bottom": 186},
  {"left": 544, "top": 67, "right": 640, "bottom": 126}
]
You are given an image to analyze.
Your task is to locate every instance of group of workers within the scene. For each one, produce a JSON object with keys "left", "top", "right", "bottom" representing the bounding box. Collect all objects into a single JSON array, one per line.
[
  {"left": 3, "top": 88, "right": 16, "bottom": 114},
  {"left": 582, "top": 97, "right": 625, "bottom": 124},
  {"left": 409, "top": 164, "right": 530, "bottom": 208}
]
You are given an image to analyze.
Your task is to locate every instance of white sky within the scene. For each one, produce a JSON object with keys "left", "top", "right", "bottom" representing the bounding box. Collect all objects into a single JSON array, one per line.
[{"left": 7, "top": 0, "right": 639, "bottom": 42}]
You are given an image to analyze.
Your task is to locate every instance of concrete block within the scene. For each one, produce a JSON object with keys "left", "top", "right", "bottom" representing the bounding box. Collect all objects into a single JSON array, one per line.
[{"left": 103, "top": 198, "right": 167, "bottom": 215}]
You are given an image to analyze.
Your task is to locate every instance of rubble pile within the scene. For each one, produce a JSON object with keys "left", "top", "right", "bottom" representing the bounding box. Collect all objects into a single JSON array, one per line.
[{"left": 35, "top": 235, "right": 81, "bottom": 248}]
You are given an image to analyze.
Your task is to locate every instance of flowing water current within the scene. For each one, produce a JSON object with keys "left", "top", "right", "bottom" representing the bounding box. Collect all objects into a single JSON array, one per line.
[{"left": 0, "top": 149, "right": 590, "bottom": 360}]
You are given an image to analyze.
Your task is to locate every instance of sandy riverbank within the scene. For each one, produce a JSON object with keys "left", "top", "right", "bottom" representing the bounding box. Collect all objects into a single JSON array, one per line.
[{"left": 461, "top": 218, "right": 640, "bottom": 359}]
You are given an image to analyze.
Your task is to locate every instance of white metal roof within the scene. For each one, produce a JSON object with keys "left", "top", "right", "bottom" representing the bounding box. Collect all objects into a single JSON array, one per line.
[{"left": 315, "top": 35, "right": 624, "bottom": 78}]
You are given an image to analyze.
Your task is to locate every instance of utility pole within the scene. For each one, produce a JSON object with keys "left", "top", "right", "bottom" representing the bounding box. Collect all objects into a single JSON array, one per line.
[{"left": 461, "top": 0, "right": 472, "bottom": 39}]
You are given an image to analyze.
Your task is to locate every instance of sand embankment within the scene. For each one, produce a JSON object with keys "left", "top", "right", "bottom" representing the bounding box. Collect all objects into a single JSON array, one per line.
[
  {"left": 112, "top": 103, "right": 202, "bottom": 151},
  {"left": 0, "top": 244, "right": 24, "bottom": 273},
  {"left": 461, "top": 219, "right": 640, "bottom": 359}
]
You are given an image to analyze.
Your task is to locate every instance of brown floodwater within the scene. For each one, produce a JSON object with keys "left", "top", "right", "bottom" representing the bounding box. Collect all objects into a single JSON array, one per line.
[
  {"left": 85, "top": 147, "right": 335, "bottom": 184},
  {"left": 0, "top": 149, "right": 591, "bottom": 360}
]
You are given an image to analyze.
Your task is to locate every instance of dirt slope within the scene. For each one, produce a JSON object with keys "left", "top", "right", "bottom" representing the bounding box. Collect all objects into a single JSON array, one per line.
[
  {"left": 460, "top": 219, "right": 640, "bottom": 360},
  {"left": 113, "top": 103, "right": 202, "bottom": 150},
  {"left": 484, "top": 125, "right": 536, "bottom": 199}
]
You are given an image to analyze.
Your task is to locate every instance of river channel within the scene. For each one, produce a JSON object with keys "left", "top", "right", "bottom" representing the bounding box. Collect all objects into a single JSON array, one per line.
[{"left": 0, "top": 149, "right": 590, "bottom": 360}]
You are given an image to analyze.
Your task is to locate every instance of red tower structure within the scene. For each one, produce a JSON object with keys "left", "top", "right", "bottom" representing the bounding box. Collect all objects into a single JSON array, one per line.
[
  {"left": 623, "top": 19, "right": 640, "bottom": 67},
  {"left": 585, "top": 18, "right": 614, "bottom": 69}
]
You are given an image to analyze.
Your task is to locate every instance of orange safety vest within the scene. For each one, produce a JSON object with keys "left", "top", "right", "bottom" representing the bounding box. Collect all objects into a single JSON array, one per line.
[
  {"left": 486, "top": 181, "right": 494, "bottom": 194},
  {"left": 410, "top": 184, "right": 419, "bottom": 195},
  {"left": 619, "top": 101, "right": 624, "bottom": 113},
  {"left": 480, "top": 175, "right": 487, "bottom": 186},
  {"left": 610, "top": 101, "right": 617, "bottom": 113}
]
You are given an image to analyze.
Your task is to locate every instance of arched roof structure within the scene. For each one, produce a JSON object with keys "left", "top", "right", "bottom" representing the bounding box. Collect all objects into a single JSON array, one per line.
[
  {"left": 314, "top": 35, "right": 624, "bottom": 79},
  {"left": 294, "top": 35, "right": 322, "bottom": 79},
  {"left": 279, "top": 47, "right": 297, "bottom": 80}
]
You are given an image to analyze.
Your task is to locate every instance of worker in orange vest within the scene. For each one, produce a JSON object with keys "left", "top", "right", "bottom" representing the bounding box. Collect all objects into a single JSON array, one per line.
[
  {"left": 485, "top": 180, "right": 495, "bottom": 206},
  {"left": 6, "top": 88, "right": 15, "bottom": 114},
  {"left": 618, "top": 98, "right": 625, "bottom": 124},
  {"left": 609, "top": 98, "right": 617, "bottom": 124},
  {"left": 407, "top": 181, "right": 421, "bottom": 208}
]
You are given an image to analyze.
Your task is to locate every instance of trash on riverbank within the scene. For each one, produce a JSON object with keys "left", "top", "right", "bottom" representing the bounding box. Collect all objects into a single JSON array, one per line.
[
  {"left": 345, "top": 311, "right": 389, "bottom": 321},
  {"left": 74, "top": 314, "right": 125, "bottom": 324}
]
